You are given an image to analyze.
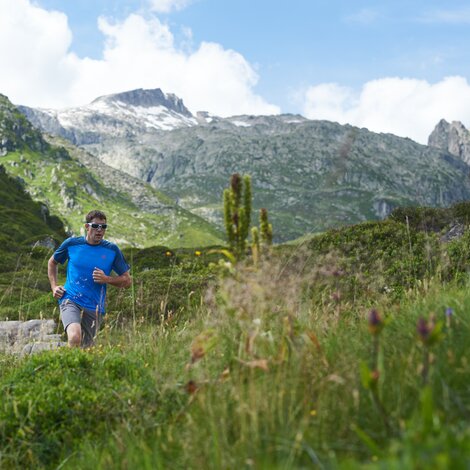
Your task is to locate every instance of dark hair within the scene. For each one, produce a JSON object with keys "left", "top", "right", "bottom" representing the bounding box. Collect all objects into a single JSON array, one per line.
[{"left": 85, "top": 210, "right": 107, "bottom": 223}]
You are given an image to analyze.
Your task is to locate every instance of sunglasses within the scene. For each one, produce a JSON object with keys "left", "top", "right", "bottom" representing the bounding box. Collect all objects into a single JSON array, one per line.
[{"left": 86, "top": 223, "right": 108, "bottom": 230}]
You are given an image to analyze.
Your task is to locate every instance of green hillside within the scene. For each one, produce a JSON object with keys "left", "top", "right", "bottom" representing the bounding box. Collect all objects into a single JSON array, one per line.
[
  {"left": 0, "top": 94, "right": 224, "bottom": 248},
  {"left": 0, "top": 164, "right": 66, "bottom": 249}
]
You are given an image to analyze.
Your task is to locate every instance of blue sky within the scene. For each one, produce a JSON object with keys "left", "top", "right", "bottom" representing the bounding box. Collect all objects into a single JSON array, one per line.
[{"left": 1, "top": 0, "right": 470, "bottom": 142}]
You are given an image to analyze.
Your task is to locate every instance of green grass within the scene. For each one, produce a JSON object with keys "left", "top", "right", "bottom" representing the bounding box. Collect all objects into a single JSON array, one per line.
[
  {"left": 1, "top": 266, "right": 469, "bottom": 469},
  {"left": 2, "top": 208, "right": 470, "bottom": 468}
]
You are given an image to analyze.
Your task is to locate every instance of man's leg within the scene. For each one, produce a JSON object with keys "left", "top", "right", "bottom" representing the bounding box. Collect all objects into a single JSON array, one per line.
[
  {"left": 60, "top": 300, "right": 83, "bottom": 347},
  {"left": 66, "top": 323, "right": 82, "bottom": 347},
  {"left": 81, "top": 307, "right": 102, "bottom": 348}
]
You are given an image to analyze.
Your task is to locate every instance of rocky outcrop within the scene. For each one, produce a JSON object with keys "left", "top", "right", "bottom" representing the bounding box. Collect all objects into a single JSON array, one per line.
[
  {"left": 0, "top": 319, "right": 66, "bottom": 355},
  {"left": 428, "top": 119, "right": 470, "bottom": 165},
  {"left": 440, "top": 223, "right": 465, "bottom": 242}
]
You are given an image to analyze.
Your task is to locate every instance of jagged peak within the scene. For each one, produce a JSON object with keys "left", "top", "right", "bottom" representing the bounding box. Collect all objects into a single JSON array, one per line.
[
  {"left": 449, "top": 120, "right": 468, "bottom": 131},
  {"left": 429, "top": 119, "right": 468, "bottom": 143},
  {"left": 90, "top": 88, "right": 193, "bottom": 117},
  {"left": 435, "top": 118, "right": 450, "bottom": 129},
  {"left": 428, "top": 118, "right": 470, "bottom": 163}
]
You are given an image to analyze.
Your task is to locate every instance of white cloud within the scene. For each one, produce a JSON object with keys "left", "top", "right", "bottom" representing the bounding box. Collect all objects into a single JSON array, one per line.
[
  {"left": 301, "top": 76, "right": 470, "bottom": 144},
  {"left": 0, "top": 0, "right": 77, "bottom": 108},
  {"left": 344, "top": 8, "right": 381, "bottom": 24},
  {"left": 148, "top": 0, "right": 193, "bottom": 13},
  {"left": 0, "top": 0, "right": 279, "bottom": 116},
  {"left": 419, "top": 8, "right": 470, "bottom": 24}
]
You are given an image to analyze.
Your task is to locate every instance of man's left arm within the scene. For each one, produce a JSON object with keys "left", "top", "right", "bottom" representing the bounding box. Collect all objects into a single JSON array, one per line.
[{"left": 93, "top": 268, "right": 132, "bottom": 288}]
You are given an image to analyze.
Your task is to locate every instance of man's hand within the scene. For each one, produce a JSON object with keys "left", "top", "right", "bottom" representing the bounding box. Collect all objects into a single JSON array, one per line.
[
  {"left": 52, "top": 286, "right": 66, "bottom": 299},
  {"left": 93, "top": 267, "right": 109, "bottom": 284}
]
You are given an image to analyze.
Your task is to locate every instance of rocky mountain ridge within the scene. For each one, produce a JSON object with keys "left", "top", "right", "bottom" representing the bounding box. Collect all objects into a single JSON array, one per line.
[
  {"left": 428, "top": 119, "right": 470, "bottom": 165},
  {"left": 17, "top": 88, "right": 470, "bottom": 241}
]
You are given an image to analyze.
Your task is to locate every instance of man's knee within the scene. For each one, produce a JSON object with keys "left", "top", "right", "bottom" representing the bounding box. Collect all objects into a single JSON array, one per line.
[{"left": 66, "top": 323, "right": 81, "bottom": 347}]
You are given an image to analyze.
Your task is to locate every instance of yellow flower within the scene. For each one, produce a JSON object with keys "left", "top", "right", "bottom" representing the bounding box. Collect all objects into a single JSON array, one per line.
[
  {"left": 165, "top": 251, "right": 172, "bottom": 257},
  {"left": 194, "top": 250, "right": 202, "bottom": 257}
]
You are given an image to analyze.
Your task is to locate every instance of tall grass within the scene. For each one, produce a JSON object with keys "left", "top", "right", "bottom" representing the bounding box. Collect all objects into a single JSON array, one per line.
[
  {"left": 2, "top": 219, "right": 470, "bottom": 468},
  {"left": 46, "top": 259, "right": 470, "bottom": 468}
]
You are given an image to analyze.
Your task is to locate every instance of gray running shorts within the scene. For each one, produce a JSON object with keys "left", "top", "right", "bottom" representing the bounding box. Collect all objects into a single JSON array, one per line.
[{"left": 60, "top": 299, "right": 102, "bottom": 347}]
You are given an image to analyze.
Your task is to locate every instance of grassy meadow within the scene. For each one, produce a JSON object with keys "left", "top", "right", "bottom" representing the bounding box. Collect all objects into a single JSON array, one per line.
[{"left": 1, "top": 207, "right": 470, "bottom": 468}]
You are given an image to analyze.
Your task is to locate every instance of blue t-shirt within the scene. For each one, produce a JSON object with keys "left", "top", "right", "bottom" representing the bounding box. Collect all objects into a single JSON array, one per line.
[{"left": 53, "top": 236, "right": 130, "bottom": 314}]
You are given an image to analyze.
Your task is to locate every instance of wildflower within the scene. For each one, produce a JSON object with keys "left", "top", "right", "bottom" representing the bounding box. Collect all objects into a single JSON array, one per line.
[
  {"left": 370, "top": 369, "right": 380, "bottom": 383},
  {"left": 445, "top": 307, "right": 454, "bottom": 328},
  {"left": 165, "top": 251, "right": 172, "bottom": 257},
  {"left": 185, "top": 380, "right": 198, "bottom": 395},
  {"left": 194, "top": 250, "right": 202, "bottom": 257},
  {"left": 368, "top": 309, "right": 384, "bottom": 336},
  {"left": 418, "top": 314, "right": 442, "bottom": 342},
  {"left": 416, "top": 317, "right": 431, "bottom": 343},
  {"left": 230, "top": 172, "right": 242, "bottom": 193}
]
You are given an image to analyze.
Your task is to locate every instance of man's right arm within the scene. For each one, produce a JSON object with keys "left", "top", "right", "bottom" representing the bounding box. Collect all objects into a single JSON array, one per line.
[{"left": 47, "top": 256, "right": 66, "bottom": 299}]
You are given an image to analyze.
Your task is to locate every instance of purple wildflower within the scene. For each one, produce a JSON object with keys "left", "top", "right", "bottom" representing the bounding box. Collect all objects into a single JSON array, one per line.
[
  {"left": 368, "top": 309, "right": 383, "bottom": 335},
  {"left": 417, "top": 317, "right": 431, "bottom": 342}
]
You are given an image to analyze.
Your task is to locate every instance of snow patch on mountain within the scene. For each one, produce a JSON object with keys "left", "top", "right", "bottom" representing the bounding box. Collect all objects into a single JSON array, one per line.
[
  {"left": 230, "top": 120, "right": 252, "bottom": 128},
  {"left": 18, "top": 88, "right": 199, "bottom": 138}
]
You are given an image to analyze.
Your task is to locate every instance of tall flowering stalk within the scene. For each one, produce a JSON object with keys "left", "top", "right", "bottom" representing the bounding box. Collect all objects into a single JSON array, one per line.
[
  {"left": 259, "top": 207, "right": 273, "bottom": 255},
  {"left": 223, "top": 174, "right": 252, "bottom": 260},
  {"left": 361, "top": 309, "right": 391, "bottom": 434},
  {"left": 251, "top": 226, "right": 260, "bottom": 266},
  {"left": 416, "top": 314, "right": 443, "bottom": 386}
]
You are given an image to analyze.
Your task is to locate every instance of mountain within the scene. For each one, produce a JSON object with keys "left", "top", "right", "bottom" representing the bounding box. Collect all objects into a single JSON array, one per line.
[
  {"left": 18, "top": 88, "right": 198, "bottom": 146},
  {"left": 428, "top": 119, "right": 470, "bottom": 165},
  {"left": 1, "top": 93, "right": 223, "bottom": 248},
  {"left": 18, "top": 88, "right": 470, "bottom": 241}
]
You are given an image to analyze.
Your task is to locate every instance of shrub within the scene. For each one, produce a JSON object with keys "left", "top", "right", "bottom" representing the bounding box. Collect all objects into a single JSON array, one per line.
[
  {"left": 306, "top": 219, "right": 441, "bottom": 300},
  {"left": 0, "top": 348, "right": 155, "bottom": 468},
  {"left": 389, "top": 206, "right": 452, "bottom": 232}
]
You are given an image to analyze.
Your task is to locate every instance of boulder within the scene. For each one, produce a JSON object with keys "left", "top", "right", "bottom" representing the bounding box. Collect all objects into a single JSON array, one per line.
[{"left": 0, "top": 319, "right": 65, "bottom": 355}]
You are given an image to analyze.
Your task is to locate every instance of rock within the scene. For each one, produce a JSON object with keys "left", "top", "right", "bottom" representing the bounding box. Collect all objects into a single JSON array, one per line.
[
  {"left": 0, "top": 319, "right": 64, "bottom": 355},
  {"left": 373, "top": 199, "right": 394, "bottom": 219},
  {"left": 428, "top": 119, "right": 470, "bottom": 165},
  {"left": 31, "top": 236, "right": 57, "bottom": 250},
  {"left": 22, "top": 341, "right": 67, "bottom": 356},
  {"left": 440, "top": 223, "right": 465, "bottom": 242},
  {"left": 17, "top": 319, "right": 55, "bottom": 338}
]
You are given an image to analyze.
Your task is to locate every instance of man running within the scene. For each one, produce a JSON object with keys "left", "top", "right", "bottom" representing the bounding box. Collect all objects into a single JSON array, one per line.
[{"left": 48, "top": 210, "right": 131, "bottom": 347}]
